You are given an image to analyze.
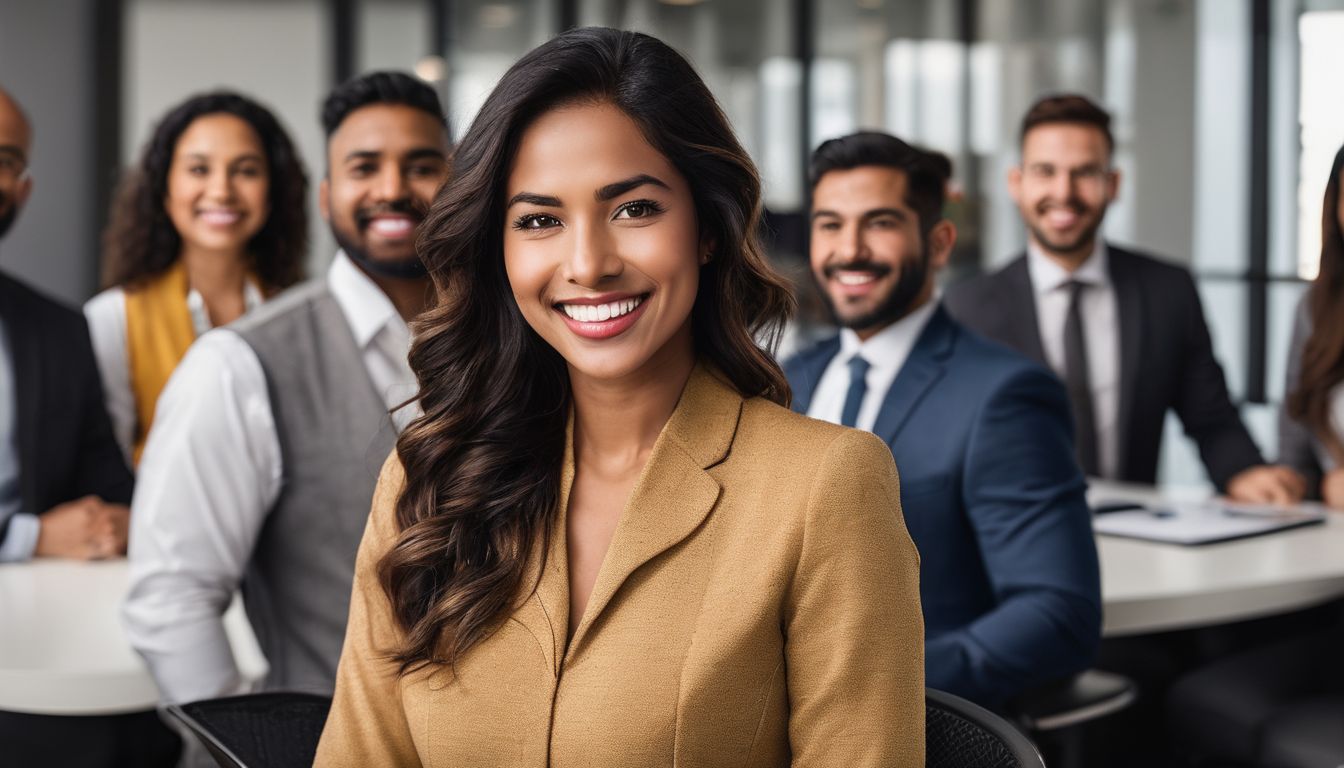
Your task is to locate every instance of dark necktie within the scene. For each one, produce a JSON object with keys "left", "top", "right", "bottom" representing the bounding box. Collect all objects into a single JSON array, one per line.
[
  {"left": 840, "top": 354, "right": 871, "bottom": 429},
  {"left": 1063, "top": 280, "right": 1100, "bottom": 476}
]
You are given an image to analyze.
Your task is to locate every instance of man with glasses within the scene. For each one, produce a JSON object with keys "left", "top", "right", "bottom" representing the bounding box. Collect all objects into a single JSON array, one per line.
[
  {"left": 0, "top": 85, "right": 133, "bottom": 565},
  {"left": 946, "top": 94, "right": 1300, "bottom": 502}
]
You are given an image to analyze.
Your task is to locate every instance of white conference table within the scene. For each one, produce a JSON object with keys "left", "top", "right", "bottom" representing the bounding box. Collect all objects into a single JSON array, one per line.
[
  {"left": 0, "top": 559, "right": 267, "bottom": 716},
  {"left": 3, "top": 485, "right": 1344, "bottom": 716},
  {"left": 1092, "top": 480, "right": 1344, "bottom": 637}
]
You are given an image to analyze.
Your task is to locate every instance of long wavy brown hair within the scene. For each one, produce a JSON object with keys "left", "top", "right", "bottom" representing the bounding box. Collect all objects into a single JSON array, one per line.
[
  {"left": 101, "top": 92, "right": 308, "bottom": 292},
  {"left": 1288, "top": 144, "right": 1344, "bottom": 461},
  {"left": 382, "top": 27, "right": 795, "bottom": 671}
]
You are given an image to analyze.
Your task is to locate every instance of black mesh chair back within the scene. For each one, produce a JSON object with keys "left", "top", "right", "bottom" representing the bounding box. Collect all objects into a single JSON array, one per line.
[
  {"left": 165, "top": 691, "right": 332, "bottom": 768},
  {"left": 927, "top": 688, "right": 1046, "bottom": 768}
]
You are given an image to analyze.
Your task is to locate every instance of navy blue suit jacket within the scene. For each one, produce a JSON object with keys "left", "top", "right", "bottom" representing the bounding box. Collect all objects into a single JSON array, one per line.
[{"left": 784, "top": 306, "right": 1102, "bottom": 708}]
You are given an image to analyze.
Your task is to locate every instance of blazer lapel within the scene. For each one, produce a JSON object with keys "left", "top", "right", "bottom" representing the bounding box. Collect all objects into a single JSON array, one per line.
[
  {"left": 564, "top": 364, "right": 737, "bottom": 659},
  {"left": 871, "top": 306, "right": 954, "bottom": 448},
  {"left": 512, "top": 420, "right": 575, "bottom": 679},
  {"left": 1000, "top": 256, "right": 1048, "bottom": 367},
  {"left": 1108, "top": 247, "right": 1143, "bottom": 480},
  {"left": 1, "top": 279, "right": 42, "bottom": 513},
  {"left": 787, "top": 337, "right": 841, "bottom": 415}
]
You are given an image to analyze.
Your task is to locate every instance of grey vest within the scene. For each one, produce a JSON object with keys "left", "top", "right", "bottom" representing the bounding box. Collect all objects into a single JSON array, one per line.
[{"left": 233, "top": 279, "right": 398, "bottom": 695}]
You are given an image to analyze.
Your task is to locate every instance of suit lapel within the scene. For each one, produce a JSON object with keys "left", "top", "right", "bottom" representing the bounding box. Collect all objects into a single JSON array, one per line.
[
  {"left": 564, "top": 364, "right": 737, "bottom": 660},
  {"left": 787, "top": 337, "right": 841, "bottom": 415},
  {"left": 1109, "top": 247, "right": 1143, "bottom": 480},
  {"left": 514, "top": 420, "right": 574, "bottom": 678},
  {"left": 1, "top": 279, "right": 42, "bottom": 512},
  {"left": 1000, "top": 256, "right": 1048, "bottom": 367},
  {"left": 871, "top": 307, "right": 954, "bottom": 448}
]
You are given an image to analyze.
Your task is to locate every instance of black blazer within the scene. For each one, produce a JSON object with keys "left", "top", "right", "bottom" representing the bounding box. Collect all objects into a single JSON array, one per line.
[
  {"left": 0, "top": 271, "right": 132, "bottom": 542},
  {"left": 943, "top": 245, "right": 1264, "bottom": 490}
]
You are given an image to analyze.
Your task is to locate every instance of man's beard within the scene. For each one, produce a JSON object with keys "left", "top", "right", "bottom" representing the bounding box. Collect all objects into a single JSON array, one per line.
[
  {"left": 818, "top": 245, "right": 931, "bottom": 334},
  {"left": 1030, "top": 199, "right": 1106, "bottom": 257},
  {"left": 332, "top": 200, "right": 429, "bottom": 279}
]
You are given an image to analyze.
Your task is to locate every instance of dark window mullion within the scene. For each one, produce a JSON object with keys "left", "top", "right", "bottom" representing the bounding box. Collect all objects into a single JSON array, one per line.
[{"left": 1247, "top": 0, "right": 1272, "bottom": 404}]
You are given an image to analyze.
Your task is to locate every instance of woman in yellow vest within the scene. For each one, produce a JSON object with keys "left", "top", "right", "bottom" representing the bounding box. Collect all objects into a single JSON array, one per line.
[{"left": 85, "top": 93, "right": 308, "bottom": 465}]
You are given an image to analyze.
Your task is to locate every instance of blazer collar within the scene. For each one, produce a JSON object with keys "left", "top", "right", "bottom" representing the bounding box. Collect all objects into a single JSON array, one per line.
[
  {"left": 0, "top": 276, "right": 41, "bottom": 511},
  {"left": 1107, "top": 247, "right": 1143, "bottom": 479},
  {"left": 1001, "top": 255, "right": 1049, "bottom": 367},
  {"left": 527, "top": 363, "right": 740, "bottom": 667},
  {"left": 787, "top": 336, "right": 841, "bottom": 415},
  {"left": 869, "top": 305, "right": 955, "bottom": 447}
]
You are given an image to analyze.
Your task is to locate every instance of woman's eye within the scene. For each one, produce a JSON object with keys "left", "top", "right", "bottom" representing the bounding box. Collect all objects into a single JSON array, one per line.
[
  {"left": 188, "top": 165, "right": 209, "bottom": 176},
  {"left": 513, "top": 214, "right": 561, "bottom": 231},
  {"left": 615, "top": 200, "right": 664, "bottom": 220}
]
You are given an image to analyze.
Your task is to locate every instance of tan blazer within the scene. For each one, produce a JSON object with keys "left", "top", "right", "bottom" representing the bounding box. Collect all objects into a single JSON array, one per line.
[{"left": 315, "top": 365, "right": 924, "bottom": 767}]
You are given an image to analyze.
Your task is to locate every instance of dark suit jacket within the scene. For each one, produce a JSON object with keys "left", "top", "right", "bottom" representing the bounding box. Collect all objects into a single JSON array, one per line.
[
  {"left": 944, "top": 245, "right": 1264, "bottom": 490},
  {"left": 0, "top": 272, "right": 132, "bottom": 547},
  {"left": 784, "top": 306, "right": 1101, "bottom": 709}
]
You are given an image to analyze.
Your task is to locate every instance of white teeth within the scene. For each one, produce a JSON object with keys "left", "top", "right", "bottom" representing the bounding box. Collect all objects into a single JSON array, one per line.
[
  {"left": 836, "top": 272, "right": 877, "bottom": 286},
  {"left": 370, "top": 218, "right": 414, "bottom": 237},
  {"left": 560, "top": 295, "right": 644, "bottom": 322},
  {"left": 199, "top": 210, "right": 241, "bottom": 225}
]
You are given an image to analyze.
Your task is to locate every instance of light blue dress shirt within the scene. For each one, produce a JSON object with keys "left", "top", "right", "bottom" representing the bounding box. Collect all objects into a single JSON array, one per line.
[{"left": 0, "top": 315, "right": 40, "bottom": 561}]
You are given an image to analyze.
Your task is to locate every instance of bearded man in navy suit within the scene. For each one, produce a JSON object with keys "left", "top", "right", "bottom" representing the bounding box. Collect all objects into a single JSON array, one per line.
[{"left": 784, "top": 131, "right": 1101, "bottom": 710}]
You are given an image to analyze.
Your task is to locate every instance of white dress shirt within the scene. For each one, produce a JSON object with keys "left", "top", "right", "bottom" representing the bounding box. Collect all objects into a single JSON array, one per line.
[
  {"left": 84, "top": 278, "right": 263, "bottom": 464},
  {"left": 122, "top": 252, "right": 416, "bottom": 703},
  {"left": 1027, "top": 243, "right": 1121, "bottom": 479},
  {"left": 0, "top": 315, "right": 40, "bottom": 562},
  {"left": 806, "top": 298, "right": 939, "bottom": 432}
]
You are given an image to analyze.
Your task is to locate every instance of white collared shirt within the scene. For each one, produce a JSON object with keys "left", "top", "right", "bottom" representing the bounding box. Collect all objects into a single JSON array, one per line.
[
  {"left": 85, "top": 274, "right": 265, "bottom": 464},
  {"left": 806, "top": 298, "right": 939, "bottom": 433},
  {"left": 1026, "top": 242, "right": 1121, "bottom": 479},
  {"left": 123, "top": 251, "right": 416, "bottom": 703}
]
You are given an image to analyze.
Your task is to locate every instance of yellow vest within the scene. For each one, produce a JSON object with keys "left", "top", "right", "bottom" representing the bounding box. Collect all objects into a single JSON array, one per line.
[{"left": 124, "top": 260, "right": 196, "bottom": 465}]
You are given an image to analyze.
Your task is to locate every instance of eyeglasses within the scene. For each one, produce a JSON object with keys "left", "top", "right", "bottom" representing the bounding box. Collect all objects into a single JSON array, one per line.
[{"left": 0, "top": 154, "right": 29, "bottom": 183}]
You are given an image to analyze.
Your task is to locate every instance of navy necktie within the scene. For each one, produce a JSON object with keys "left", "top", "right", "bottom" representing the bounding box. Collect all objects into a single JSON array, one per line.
[{"left": 840, "top": 354, "right": 871, "bottom": 429}]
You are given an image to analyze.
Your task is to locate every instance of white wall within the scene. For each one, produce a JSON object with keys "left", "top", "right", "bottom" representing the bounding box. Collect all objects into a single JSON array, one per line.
[
  {"left": 0, "top": 0, "right": 99, "bottom": 304},
  {"left": 124, "top": 0, "right": 335, "bottom": 277}
]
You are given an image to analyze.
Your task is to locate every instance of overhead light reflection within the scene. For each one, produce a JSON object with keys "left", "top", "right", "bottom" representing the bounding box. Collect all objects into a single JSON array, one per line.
[{"left": 415, "top": 55, "right": 446, "bottom": 82}]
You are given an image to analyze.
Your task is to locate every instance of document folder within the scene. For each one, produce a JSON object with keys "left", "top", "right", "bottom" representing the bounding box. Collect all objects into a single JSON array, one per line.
[{"left": 1092, "top": 500, "right": 1328, "bottom": 545}]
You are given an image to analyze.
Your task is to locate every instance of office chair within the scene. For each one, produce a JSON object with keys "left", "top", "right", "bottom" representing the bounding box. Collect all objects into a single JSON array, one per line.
[
  {"left": 927, "top": 687, "right": 1047, "bottom": 768},
  {"left": 164, "top": 691, "right": 331, "bottom": 768},
  {"left": 1015, "top": 669, "right": 1138, "bottom": 768}
]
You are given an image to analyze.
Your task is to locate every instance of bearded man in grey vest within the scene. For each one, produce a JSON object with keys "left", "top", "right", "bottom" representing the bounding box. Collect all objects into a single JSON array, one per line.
[{"left": 123, "top": 72, "right": 450, "bottom": 703}]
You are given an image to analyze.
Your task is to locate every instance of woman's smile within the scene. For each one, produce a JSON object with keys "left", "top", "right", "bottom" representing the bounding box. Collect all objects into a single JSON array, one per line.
[{"left": 554, "top": 292, "right": 650, "bottom": 339}]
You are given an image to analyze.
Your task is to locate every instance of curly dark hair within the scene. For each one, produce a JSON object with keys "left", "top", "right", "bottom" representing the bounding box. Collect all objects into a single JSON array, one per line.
[
  {"left": 381, "top": 27, "right": 795, "bottom": 672},
  {"left": 101, "top": 92, "right": 309, "bottom": 291}
]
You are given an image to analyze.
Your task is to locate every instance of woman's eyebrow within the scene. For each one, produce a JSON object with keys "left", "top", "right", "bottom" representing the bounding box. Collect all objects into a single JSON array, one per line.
[
  {"left": 506, "top": 174, "right": 670, "bottom": 209},
  {"left": 596, "top": 174, "right": 669, "bottom": 201},
  {"left": 507, "top": 192, "right": 563, "bottom": 209}
]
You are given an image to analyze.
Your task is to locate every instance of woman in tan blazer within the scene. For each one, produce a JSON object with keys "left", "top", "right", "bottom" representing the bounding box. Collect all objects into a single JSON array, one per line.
[{"left": 315, "top": 27, "right": 924, "bottom": 767}]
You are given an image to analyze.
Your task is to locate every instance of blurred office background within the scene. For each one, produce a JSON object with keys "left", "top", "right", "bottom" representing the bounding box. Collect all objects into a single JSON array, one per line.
[{"left": 2, "top": 0, "right": 1343, "bottom": 484}]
